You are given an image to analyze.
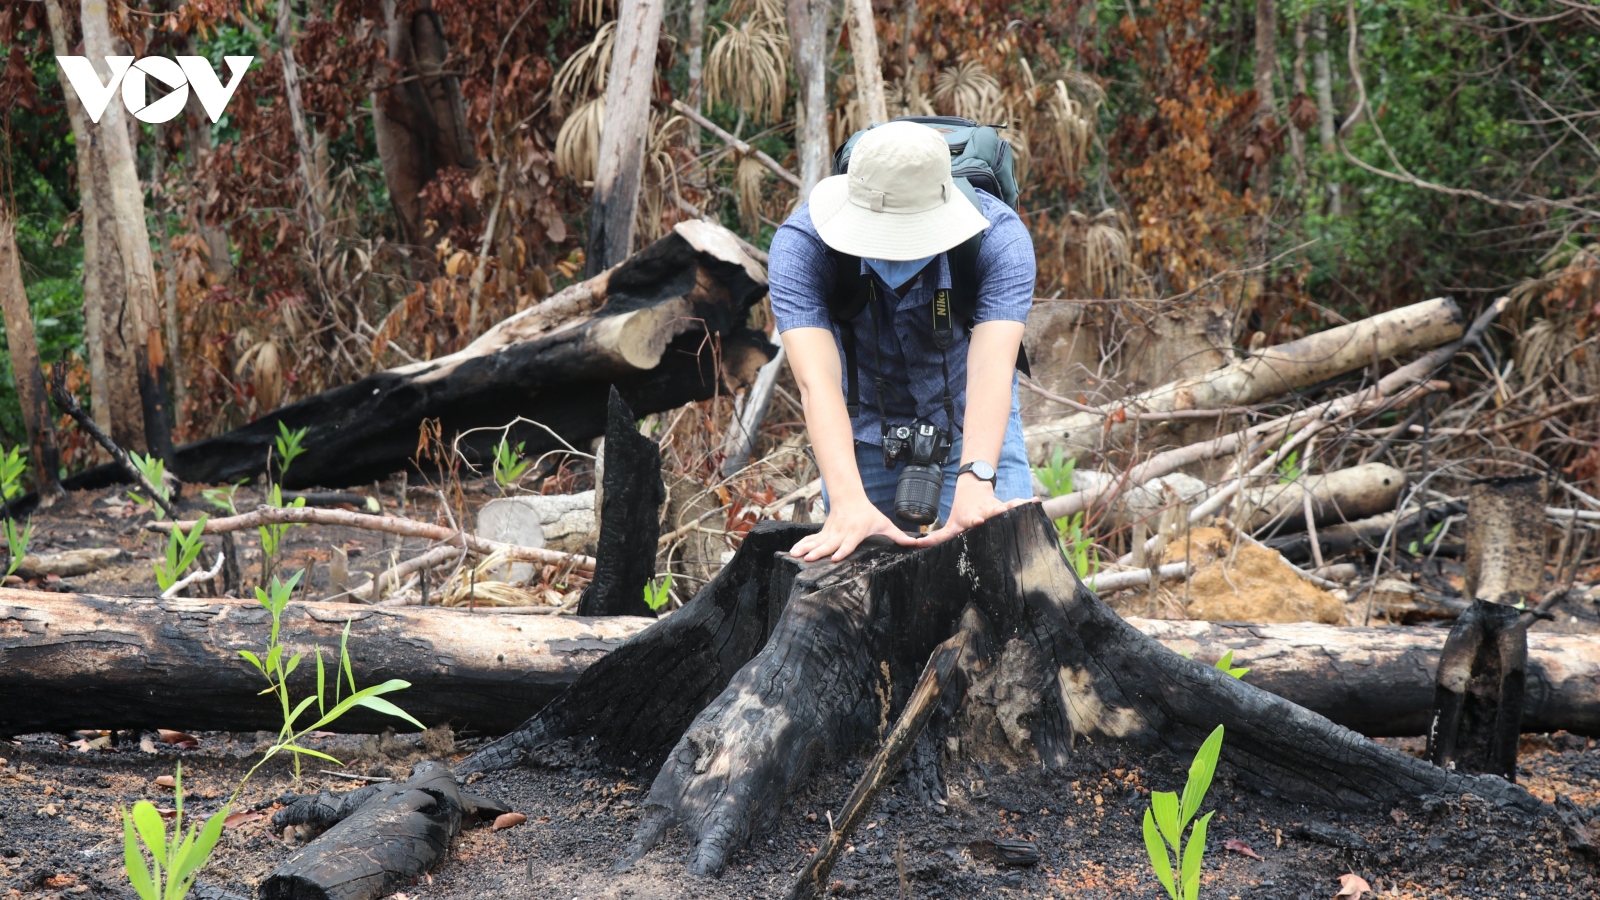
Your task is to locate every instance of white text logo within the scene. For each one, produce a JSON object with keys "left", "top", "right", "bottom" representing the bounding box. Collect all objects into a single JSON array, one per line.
[{"left": 57, "top": 56, "right": 254, "bottom": 124}]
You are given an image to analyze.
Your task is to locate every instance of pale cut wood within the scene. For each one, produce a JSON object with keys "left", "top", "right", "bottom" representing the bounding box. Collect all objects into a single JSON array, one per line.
[
  {"left": 1465, "top": 475, "right": 1547, "bottom": 602},
  {"left": 1244, "top": 462, "right": 1407, "bottom": 533},
  {"left": 1023, "top": 296, "right": 1465, "bottom": 464},
  {"left": 586, "top": 0, "right": 666, "bottom": 273}
]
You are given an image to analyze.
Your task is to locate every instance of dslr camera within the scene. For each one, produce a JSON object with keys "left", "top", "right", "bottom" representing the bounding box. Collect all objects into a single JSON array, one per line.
[{"left": 882, "top": 418, "right": 952, "bottom": 526}]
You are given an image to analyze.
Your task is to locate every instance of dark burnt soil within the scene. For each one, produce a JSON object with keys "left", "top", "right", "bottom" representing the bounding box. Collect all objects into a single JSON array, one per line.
[{"left": 3, "top": 727, "right": 1598, "bottom": 900}]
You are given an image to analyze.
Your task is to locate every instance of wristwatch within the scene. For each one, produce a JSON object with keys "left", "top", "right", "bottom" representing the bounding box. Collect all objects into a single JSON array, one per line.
[{"left": 956, "top": 460, "right": 997, "bottom": 485}]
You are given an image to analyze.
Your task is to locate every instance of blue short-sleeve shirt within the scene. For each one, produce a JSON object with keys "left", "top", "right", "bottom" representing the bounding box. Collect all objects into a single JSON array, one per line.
[{"left": 768, "top": 189, "right": 1036, "bottom": 445}]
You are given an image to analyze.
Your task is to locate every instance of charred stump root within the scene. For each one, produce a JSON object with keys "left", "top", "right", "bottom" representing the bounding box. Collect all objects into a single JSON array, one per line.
[
  {"left": 1427, "top": 599, "right": 1528, "bottom": 780},
  {"left": 462, "top": 506, "right": 1540, "bottom": 877},
  {"left": 260, "top": 761, "right": 508, "bottom": 900},
  {"left": 577, "top": 388, "right": 665, "bottom": 617}
]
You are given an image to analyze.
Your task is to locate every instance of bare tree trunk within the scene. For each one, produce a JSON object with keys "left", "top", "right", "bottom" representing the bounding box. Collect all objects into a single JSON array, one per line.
[
  {"left": 1252, "top": 0, "right": 1277, "bottom": 213},
  {"left": 77, "top": 0, "right": 172, "bottom": 460},
  {"left": 150, "top": 124, "right": 188, "bottom": 439},
  {"left": 1312, "top": 5, "right": 1340, "bottom": 215},
  {"left": 0, "top": 206, "right": 63, "bottom": 499},
  {"left": 786, "top": 0, "right": 831, "bottom": 193},
  {"left": 847, "top": 0, "right": 887, "bottom": 126},
  {"left": 585, "top": 0, "right": 666, "bottom": 276},
  {"left": 277, "top": 0, "right": 325, "bottom": 234},
  {"left": 1288, "top": 12, "right": 1307, "bottom": 181},
  {"left": 370, "top": 0, "right": 480, "bottom": 255},
  {"left": 44, "top": 0, "right": 136, "bottom": 450},
  {"left": 686, "top": 0, "right": 707, "bottom": 111},
  {"left": 180, "top": 31, "right": 234, "bottom": 283}
]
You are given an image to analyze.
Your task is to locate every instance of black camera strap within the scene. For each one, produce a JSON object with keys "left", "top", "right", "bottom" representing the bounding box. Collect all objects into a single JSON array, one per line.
[{"left": 865, "top": 280, "right": 897, "bottom": 467}]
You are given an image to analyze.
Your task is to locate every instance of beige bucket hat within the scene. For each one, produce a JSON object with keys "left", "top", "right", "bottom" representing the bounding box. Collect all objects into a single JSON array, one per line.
[{"left": 808, "top": 120, "right": 992, "bottom": 261}]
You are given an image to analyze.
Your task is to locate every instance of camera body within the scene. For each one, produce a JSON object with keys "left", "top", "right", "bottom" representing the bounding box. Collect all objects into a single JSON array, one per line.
[{"left": 882, "top": 418, "right": 952, "bottom": 526}]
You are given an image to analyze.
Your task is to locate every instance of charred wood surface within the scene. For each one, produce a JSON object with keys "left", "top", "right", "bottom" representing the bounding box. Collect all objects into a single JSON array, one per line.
[
  {"left": 0, "top": 589, "right": 646, "bottom": 736},
  {"left": 577, "top": 388, "right": 665, "bottom": 617},
  {"left": 48, "top": 224, "right": 772, "bottom": 496},
  {"left": 462, "top": 507, "right": 1541, "bottom": 877},
  {"left": 260, "top": 761, "right": 506, "bottom": 900},
  {"left": 1427, "top": 599, "right": 1528, "bottom": 780}
]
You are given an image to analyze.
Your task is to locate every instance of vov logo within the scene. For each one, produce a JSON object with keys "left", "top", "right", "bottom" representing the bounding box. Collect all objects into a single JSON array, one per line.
[{"left": 56, "top": 56, "right": 253, "bottom": 124}]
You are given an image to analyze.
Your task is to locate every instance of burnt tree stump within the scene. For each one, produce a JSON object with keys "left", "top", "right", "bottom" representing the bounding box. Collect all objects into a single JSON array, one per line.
[
  {"left": 459, "top": 506, "right": 1540, "bottom": 876},
  {"left": 577, "top": 388, "right": 665, "bottom": 617},
  {"left": 1427, "top": 599, "right": 1528, "bottom": 780}
]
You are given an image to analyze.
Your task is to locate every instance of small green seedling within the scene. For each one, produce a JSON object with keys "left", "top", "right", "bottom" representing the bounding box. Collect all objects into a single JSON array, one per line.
[
  {"left": 237, "top": 570, "right": 424, "bottom": 779},
  {"left": 201, "top": 481, "right": 247, "bottom": 516},
  {"left": 1407, "top": 519, "right": 1446, "bottom": 558},
  {"left": 4, "top": 516, "right": 31, "bottom": 577},
  {"left": 1213, "top": 650, "right": 1249, "bottom": 680},
  {"left": 1275, "top": 448, "right": 1302, "bottom": 485},
  {"left": 493, "top": 436, "right": 531, "bottom": 489},
  {"left": 0, "top": 446, "right": 27, "bottom": 502},
  {"left": 258, "top": 484, "right": 307, "bottom": 583},
  {"left": 154, "top": 516, "right": 208, "bottom": 592},
  {"left": 274, "top": 423, "right": 309, "bottom": 478},
  {"left": 1032, "top": 445, "right": 1077, "bottom": 499},
  {"left": 121, "top": 762, "right": 229, "bottom": 900},
  {"left": 1143, "top": 724, "right": 1225, "bottom": 900},
  {"left": 643, "top": 573, "right": 674, "bottom": 611},
  {"left": 128, "top": 452, "right": 171, "bottom": 519},
  {"left": 1055, "top": 511, "right": 1097, "bottom": 579}
]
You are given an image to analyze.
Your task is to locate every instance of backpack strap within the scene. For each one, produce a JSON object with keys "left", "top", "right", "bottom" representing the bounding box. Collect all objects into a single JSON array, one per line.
[
  {"left": 827, "top": 251, "right": 870, "bottom": 417},
  {"left": 944, "top": 233, "right": 1031, "bottom": 375}
]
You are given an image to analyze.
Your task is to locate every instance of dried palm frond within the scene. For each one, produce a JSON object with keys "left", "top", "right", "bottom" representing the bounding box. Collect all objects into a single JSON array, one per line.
[
  {"left": 235, "top": 338, "right": 285, "bottom": 412},
  {"left": 555, "top": 97, "right": 605, "bottom": 181},
  {"left": 735, "top": 155, "right": 770, "bottom": 236},
  {"left": 1516, "top": 317, "right": 1600, "bottom": 407},
  {"left": 1045, "top": 79, "right": 1092, "bottom": 180},
  {"left": 932, "top": 60, "right": 1003, "bottom": 123},
  {"left": 552, "top": 21, "right": 617, "bottom": 115},
  {"left": 637, "top": 113, "right": 689, "bottom": 242},
  {"left": 1003, "top": 119, "right": 1031, "bottom": 185},
  {"left": 705, "top": 15, "right": 789, "bottom": 123},
  {"left": 727, "top": 0, "right": 786, "bottom": 28},
  {"left": 1074, "top": 208, "right": 1136, "bottom": 298},
  {"left": 886, "top": 78, "right": 935, "bottom": 117},
  {"left": 572, "top": 0, "right": 615, "bottom": 30}
]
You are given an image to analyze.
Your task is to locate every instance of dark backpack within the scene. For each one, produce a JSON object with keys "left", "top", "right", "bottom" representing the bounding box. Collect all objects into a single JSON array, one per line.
[{"left": 825, "top": 116, "right": 1028, "bottom": 417}]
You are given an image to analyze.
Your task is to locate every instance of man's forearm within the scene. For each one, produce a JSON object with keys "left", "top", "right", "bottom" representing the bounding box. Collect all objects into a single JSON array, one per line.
[
  {"left": 782, "top": 327, "right": 867, "bottom": 506},
  {"left": 959, "top": 321, "right": 1026, "bottom": 469}
]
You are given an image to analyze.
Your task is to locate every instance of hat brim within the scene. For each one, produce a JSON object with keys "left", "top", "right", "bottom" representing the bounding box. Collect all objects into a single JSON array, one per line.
[{"left": 808, "top": 174, "right": 992, "bottom": 260}]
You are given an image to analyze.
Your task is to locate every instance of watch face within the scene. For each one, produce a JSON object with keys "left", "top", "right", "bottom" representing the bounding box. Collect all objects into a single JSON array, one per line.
[{"left": 968, "top": 461, "right": 996, "bottom": 481}]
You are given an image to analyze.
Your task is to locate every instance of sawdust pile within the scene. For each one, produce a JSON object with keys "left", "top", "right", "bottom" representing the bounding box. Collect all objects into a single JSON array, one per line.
[{"left": 1163, "top": 527, "right": 1345, "bottom": 625}]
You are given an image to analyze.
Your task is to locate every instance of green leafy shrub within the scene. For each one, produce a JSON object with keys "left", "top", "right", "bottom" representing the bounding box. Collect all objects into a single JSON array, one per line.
[
  {"left": 0, "top": 446, "right": 27, "bottom": 502},
  {"left": 643, "top": 573, "right": 674, "bottom": 611},
  {"left": 4, "top": 516, "right": 30, "bottom": 577},
  {"left": 493, "top": 435, "right": 531, "bottom": 489},
  {"left": 121, "top": 763, "right": 227, "bottom": 900},
  {"left": 153, "top": 517, "right": 208, "bottom": 592},
  {"left": 274, "top": 423, "right": 308, "bottom": 478},
  {"left": 128, "top": 452, "right": 171, "bottom": 519},
  {"left": 1143, "top": 724, "right": 1224, "bottom": 900},
  {"left": 1033, "top": 445, "right": 1077, "bottom": 498}
]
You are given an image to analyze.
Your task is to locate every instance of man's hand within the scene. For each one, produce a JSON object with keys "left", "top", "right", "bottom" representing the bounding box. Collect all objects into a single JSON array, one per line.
[
  {"left": 914, "top": 475, "right": 1034, "bottom": 547},
  {"left": 791, "top": 496, "right": 919, "bottom": 562}
]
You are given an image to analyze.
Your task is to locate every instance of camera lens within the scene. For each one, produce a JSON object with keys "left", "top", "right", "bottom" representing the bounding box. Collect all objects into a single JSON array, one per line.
[{"left": 894, "top": 463, "right": 943, "bottom": 525}]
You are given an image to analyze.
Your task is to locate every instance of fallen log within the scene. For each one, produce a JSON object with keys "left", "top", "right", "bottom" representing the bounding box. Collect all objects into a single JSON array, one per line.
[
  {"left": 462, "top": 509, "right": 1537, "bottom": 878},
  {"left": 1024, "top": 296, "right": 1464, "bottom": 464},
  {"left": 1266, "top": 499, "right": 1467, "bottom": 564},
  {"left": 47, "top": 221, "right": 773, "bottom": 495},
  {"left": 7, "top": 584, "right": 1600, "bottom": 739},
  {"left": 1244, "top": 462, "right": 1407, "bottom": 533},
  {"left": 260, "top": 760, "right": 508, "bottom": 900},
  {"left": 0, "top": 588, "right": 648, "bottom": 736}
]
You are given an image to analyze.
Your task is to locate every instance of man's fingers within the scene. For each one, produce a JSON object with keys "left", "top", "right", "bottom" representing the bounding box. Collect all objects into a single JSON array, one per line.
[
  {"left": 879, "top": 525, "right": 921, "bottom": 546},
  {"left": 830, "top": 534, "right": 863, "bottom": 561}
]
